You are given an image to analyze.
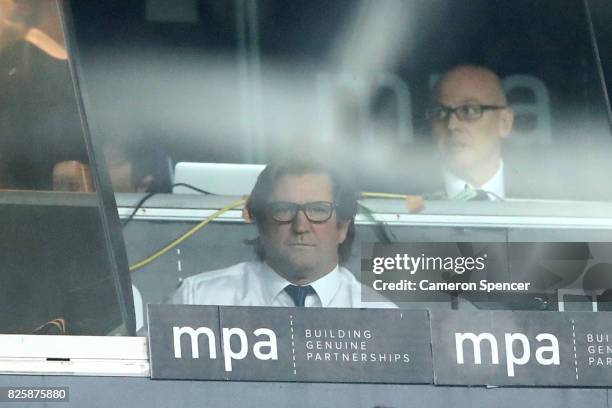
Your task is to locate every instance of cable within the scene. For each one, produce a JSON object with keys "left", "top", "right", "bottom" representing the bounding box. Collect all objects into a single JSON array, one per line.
[
  {"left": 358, "top": 191, "right": 418, "bottom": 244},
  {"left": 121, "top": 182, "right": 213, "bottom": 228},
  {"left": 357, "top": 201, "right": 394, "bottom": 244},
  {"left": 121, "top": 191, "right": 157, "bottom": 228},
  {"left": 171, "top": 183, "right": 214, "bottom": 195},
  {"left": 128, "top": 197, "right": 247, "bottom": 272}
]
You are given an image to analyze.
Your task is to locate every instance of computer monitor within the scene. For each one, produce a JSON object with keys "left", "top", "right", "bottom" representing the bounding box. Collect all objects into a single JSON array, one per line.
[{"left": 173, "top": 162, "right": 265, "bottom": 195}]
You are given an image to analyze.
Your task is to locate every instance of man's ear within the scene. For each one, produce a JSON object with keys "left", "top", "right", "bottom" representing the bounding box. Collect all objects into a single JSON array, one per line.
[{"left": 499, "top": 107, "right": 514, "bottom": 139}]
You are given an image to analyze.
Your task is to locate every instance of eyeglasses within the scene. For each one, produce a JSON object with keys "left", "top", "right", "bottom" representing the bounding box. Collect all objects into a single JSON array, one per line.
[
  {"left": 266, "top": 201, "right": 336, "bottom": 223},
  {"left": 426, "top": 103, "right": 507, "bottom": 122}
]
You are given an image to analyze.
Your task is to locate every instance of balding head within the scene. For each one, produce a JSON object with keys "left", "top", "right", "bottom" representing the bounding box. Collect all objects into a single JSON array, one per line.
[
  {"left": 430, "top": 65, "right": 513, "bottom": 187},
  {"left": 434, "top": 65, "right": 507, "bottom": 106}
]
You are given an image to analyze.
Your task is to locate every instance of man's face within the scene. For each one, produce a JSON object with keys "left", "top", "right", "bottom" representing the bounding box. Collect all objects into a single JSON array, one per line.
[
  {"left": 260, "top": 172, "right": 349, "bottom": 284},
  {"left": 431, "top": 68, "right": 512, "bottom": 180}
]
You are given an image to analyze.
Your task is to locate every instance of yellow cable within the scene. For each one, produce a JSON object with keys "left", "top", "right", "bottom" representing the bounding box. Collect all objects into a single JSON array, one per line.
[{"left": 129, "top": 198, "right": 247, "bottom": 272}]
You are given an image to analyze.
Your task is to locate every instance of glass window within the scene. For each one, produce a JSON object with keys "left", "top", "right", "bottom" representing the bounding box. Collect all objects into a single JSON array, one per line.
[
  {"left": 74, "top": 0, "right": 612, "bottom": 202},
  {"left": 0, "top": 0, "right": 134, "bottom": 335},
  {"left": 66, "top": 0, "right": 612, "bottom": 326}
]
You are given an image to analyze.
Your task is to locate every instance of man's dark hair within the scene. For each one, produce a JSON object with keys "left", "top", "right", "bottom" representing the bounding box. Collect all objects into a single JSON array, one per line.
[{"left": 246, "top": 153, "right": 358, "bottom": 264}]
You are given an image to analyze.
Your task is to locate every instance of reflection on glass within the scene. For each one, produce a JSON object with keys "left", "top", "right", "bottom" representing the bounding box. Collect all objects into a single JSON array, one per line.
[
  {"left": 75, "top": 0, "right": 612, "bottom": 204},
  {"left": 67, "top": 1, "right": 612, "bottom": 327},
  {"left": 0, "top": 0, "right": 134, "bottom": 336},
  {"left": 0, "top": 0, "right": 89, "bottom": 191}
]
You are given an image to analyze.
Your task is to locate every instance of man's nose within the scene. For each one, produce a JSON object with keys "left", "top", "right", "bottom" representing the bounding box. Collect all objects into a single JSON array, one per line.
[
  {"left": 291, "top": 210, "right": 312, "bottom": 233},
  {"left": 447, "top": 111, "right": 463, "bottom": 131}
]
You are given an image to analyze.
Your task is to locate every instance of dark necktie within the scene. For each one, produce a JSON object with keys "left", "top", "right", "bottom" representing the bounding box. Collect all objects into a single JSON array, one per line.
[
  {"left": 284, "top": 285, "right": 315, "bottom": 307},
  {"left": 472, "top": 189, "right": 492, "bottom": 201},
  {"left": 463, "top": 184, "right": 492, "bottom": 201}
]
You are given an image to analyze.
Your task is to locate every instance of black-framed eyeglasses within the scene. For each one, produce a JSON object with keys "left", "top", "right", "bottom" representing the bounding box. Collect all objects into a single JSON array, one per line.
[
  {"left": 266, "top": 201, "right": 336, "bottom": 223},
  {"left": 426, "top": 103, "right": 507, "bottom": 122}
]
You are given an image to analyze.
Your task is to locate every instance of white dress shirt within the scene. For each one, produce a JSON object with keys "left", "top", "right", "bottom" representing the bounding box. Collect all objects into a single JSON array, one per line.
[
  {"left": 444, "top": 160, "right": 505, "bottom": 199},
  {"left": 168, "top": 261, "right": 396, "bottom": 308}
]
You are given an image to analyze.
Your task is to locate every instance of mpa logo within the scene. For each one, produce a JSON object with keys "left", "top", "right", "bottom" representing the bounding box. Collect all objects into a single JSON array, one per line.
[
  {"left": 149, "top": 305, "right": 432, "bottom": 383},
  {"left": 173, "top": 326, "right": 278, "bottom": 372},
  {"left": 455, "top": 331, "right": 560, "bottom": 377}
]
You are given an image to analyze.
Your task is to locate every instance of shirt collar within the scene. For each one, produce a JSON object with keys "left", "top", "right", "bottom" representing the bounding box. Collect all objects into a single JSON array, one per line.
[
  {"left": 259, "top": 262, "right": 292, "bottom": 305},
  {"left": 309, "top": 265, "right": 342, "bottom": 307},
  {"left": 260, "top": 262, "right": 342, "bottom": 307},
  {"left": 444, "top": 160, "right": 505, "bottom": 199}
]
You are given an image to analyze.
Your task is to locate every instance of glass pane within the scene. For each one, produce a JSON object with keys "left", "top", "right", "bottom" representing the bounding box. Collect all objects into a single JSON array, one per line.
[
  {"left": 73, "top": 0, "right": 612, "bottom": 205},
  {"left": 69, "top": 1, "right": 612, "bottom": 323},
  {"left": 0, "top": 0, "right": 134, "bottom": 335},
  {"left": 0, "top": 0, "right": 89, "bottom": 191}
]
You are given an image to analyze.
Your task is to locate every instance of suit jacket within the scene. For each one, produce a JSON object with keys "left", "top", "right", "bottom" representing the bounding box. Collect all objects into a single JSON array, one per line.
[
  {"left": 396, "top": 154, "right": 555, "bottom": 201},
  {"left": 0, "top": 40, "right": 87, "bottom": 190}
]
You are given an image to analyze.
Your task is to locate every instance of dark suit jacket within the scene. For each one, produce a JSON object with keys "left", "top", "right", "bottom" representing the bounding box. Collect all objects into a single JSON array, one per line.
[
  {"left": 0, "top": 40, "right": 87, "bottom": 190},
  {"left": 387, "top": 158, "right": 542, "bottom": 200},
  {"left": 392, "top": 151, "right": 577, "bottom": 201}
]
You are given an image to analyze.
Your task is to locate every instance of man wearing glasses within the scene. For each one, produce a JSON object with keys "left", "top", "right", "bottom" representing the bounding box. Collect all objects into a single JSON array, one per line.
[
  {"left": 427, "top": 64, "right": 514, "bottom": 200},
  {"left": 169, "top": 155, "right": 395, "bottom": 308}
]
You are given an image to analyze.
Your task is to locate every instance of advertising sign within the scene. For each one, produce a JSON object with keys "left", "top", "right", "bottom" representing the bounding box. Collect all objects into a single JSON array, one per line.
[
  {"left": 148, "top": 305, "right": 432, "bottom": 383},
  {"left": 431, "top": 310, "right": 612, "bottom": 386}
]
